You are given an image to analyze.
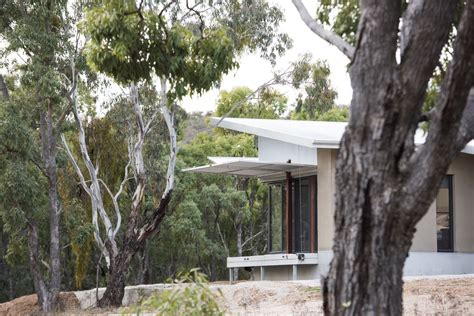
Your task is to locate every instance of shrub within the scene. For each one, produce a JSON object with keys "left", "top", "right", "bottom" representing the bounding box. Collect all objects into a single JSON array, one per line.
[{"left": 123, "top": 269, "right": 224, "bottom": 316}]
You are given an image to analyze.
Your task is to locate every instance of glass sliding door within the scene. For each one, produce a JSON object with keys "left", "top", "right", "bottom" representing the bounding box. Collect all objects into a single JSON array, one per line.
[
  {"left": 267, "top": 175, "right": 317, "bottom": 254},
  {"left": 293, "top": 178, "right": 311, "bottom": 253},
  {"left": 436, "top": 175, "right": 453, "bottom": 252}
]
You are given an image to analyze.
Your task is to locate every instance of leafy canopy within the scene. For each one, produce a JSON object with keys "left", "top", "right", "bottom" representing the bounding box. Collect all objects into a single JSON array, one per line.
[
  {"left": 82, "top": 2, "right": 236, "bottom": 97},
  {"left": 81, "top": 0, "right": 290, "bottom": 99}
]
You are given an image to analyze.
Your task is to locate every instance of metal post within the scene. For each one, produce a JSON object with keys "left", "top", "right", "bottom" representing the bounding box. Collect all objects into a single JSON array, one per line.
[
  {"left": 292, "top": 265, "right": 297, "bottom": 280},
  {"left": 260, "top": 266, "right": 265, "bottom": 281},
  {"left": 229, "top": 268, "right": 233, "bottom": 284}
]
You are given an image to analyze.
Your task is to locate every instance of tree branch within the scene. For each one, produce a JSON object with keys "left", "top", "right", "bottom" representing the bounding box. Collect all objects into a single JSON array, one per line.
[
  {"left": 62, "top": 82, "right": 119, "bottom": 261},
  {"left": 186, "top": 0, "right": 204, "bottom": 36},
  {"left": 98, "top": 178, "right": 122, "bottom": 238},
  {"left": 179, "top": 66, "right": 293, "bottom": 147},
  {"left": 137, "top": 79, "right": 177, "bottom": 243},
  {"left": 457, "top": 88, "right": 474, "bottom": 144},
  {"left": 0, "top": 74, "right": 10, "bottom": 99},
  {"left": 292, "top": 0, "right": 354, "bottom": 59},
  {"left": 241, "top": 230, "right": 264, "bottom": 249},
  {"left": 129, "top": 84, "right": 147, "bottom": 220},
  {"left": 400, "top": 0, "right": 457, "bottom": 114},
  {"left": 405, "top": 2, "right": 474, "bottom": 222}
]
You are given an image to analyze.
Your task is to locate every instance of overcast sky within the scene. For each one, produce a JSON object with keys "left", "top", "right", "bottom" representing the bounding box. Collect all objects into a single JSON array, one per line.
[
  {"left": 0, "top": 1, "right": 352, "bottom": 115},
  {"left": 181, "top": 0, "right": 352, "bottom": 114}
]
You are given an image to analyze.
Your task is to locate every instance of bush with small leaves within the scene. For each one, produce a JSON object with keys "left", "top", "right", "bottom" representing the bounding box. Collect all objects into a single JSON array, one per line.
[{"left": 123, "top": 269, "right": 224, "bottom": 316}]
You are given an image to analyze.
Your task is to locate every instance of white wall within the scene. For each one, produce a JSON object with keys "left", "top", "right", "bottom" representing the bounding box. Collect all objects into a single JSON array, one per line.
[
  {"left": 258, "top": 136, "right": 317, "bottom": 165},
  {"left": 404, "top": 252, "right": 474, "bottom": 276}
]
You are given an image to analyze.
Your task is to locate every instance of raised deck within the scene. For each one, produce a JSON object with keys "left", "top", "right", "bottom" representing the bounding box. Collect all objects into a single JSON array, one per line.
[{"left": 227, "top": 253, "right": 319, "bottom": 282}]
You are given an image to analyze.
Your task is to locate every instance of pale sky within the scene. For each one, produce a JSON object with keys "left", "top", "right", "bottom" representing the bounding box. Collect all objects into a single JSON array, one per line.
[{"left": 182, "top": 0, "right": 352, "bottom": 114}]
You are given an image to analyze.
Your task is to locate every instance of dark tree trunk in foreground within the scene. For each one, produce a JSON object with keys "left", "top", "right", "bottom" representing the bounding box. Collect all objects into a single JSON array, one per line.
[{"left": 294, "top": 0, "right": 474, "bottom": 314}]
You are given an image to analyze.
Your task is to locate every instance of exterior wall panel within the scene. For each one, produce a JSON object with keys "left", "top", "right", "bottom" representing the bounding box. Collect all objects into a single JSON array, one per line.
[
  {"left": 448, "top": 153, "right": 474, "bottom": 253},
  {"left": 411, "top": 202, "right": 437, "bottom": 251},
  {"left": 316, "top": 149, "right": 337, "bottom": 251},
  {"left": 258, "top": 137, "right": 317, "bottom": 165}
]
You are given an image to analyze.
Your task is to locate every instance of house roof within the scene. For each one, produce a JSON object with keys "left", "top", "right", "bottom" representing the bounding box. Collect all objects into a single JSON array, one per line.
[
  {"left": 211, "top": 117, "right": 474, "bottom": 155},
  {"left": 183, "top": 157, "right": 316, "bottom": 181}
]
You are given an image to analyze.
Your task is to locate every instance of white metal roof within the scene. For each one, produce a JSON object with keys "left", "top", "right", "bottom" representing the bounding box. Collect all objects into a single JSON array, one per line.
[
  {"left": 211, "top": 117, "right": 474, "bottom": 155},
  {"left": 184, "top": 157, "right": 316, "bottom": 181}
]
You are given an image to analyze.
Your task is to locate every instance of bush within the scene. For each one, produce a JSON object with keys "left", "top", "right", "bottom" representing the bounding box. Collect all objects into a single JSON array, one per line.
[{"left": 123, "top": 269, "right": 224, "bottom": 315}]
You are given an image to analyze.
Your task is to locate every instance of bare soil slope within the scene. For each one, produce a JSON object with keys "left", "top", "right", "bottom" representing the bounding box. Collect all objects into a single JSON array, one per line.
[
  {"left": 0, "top": 292, "right": 80, "bottom": 316},
  {"left": 1, "top": 276, "right": 472, "bottom": 315},
  {"left": 217, "top": 277, "right": 474, "bottom": 315}
]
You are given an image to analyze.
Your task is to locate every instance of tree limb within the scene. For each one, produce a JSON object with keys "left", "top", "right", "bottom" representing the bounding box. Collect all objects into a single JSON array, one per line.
[
  {"left": 62, "top": 78, "right": 119, "bottom": 261},
  {"left": 137, "top": 79, "right": 177, "bottom": 242},
  {"left": 241, "top": 230, "right": 264, "bottom": 249},
  {"left": 61, "top": 134, "right": 110, "bottom": 265},
  {"left": 405, "top": 2, "right": 474, "bottom": 222},
  {"left": 0, "top": 74, "right": 10, "bottom": 99},
  {"left": 179, "top": 66, "right": 293, "bottom": 147},
  {"left": 400, "top": 0, "right": 457, "bottom": 114},
  {"left": 457, "top": 88, "right": 474, "bottom": 144},
  {"left": 98, "top": 178, "right": 122, "bottom": 238},
  {"left": 292, "top": 0, "right": 354, "bottom": 59},
  {"left": 129, "top": 84, "right": 147, "bottom": 220}
]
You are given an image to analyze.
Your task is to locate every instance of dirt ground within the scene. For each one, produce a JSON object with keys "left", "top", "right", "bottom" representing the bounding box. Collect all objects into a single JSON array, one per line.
[
  {"left": 1, "top": 276, "right": 473, "bottom": 315},
  {"left": 0, "top": 292, "right": 80, "bottom": 316},
  {"left": 216, "top": 276, "right": 474, "bottom": 315}
]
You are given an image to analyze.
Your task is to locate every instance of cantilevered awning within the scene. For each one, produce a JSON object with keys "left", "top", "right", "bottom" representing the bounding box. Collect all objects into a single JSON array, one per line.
[{"left": 184, "top": 157, "right": 316, "bottom": 181}]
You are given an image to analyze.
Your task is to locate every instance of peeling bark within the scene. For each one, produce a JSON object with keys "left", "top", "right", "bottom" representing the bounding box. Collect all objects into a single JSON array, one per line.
[{"left": 63, "top": 79, "right": 178, "bottom": 307}]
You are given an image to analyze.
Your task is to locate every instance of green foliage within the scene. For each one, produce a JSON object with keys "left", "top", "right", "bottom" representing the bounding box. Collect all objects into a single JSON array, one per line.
[
  {"left": 317, "top": 106, "right": 350, "bottom": 122},
  {"left": 180, "top": 131, "right": 257, "bottom": 166},
  {"left": 123, "top": 269, "right": 224, "bottom": 316},
  {"left": 82, "top": 1, "right": 234, "bottom": 97},
  {"left": 289, "top": 56, "right": 341, "bottom": 121},
  {"left": 316, "top": 0, "right": 360, "bottom": 45},
  {"left": 215, "top": 87, "right": 287, "bottom": 119},
  {"left": 292, "top": 105, "right": 349, "bottom": 122},
  {"left": 0, "top": 0, "right": 290, "bottom": 303},
  {"left": 82, "top": 1, "right": 290, "bottom": 98},
  {"left": 214, "top": 0, "right": 292, "bottom": 63}
]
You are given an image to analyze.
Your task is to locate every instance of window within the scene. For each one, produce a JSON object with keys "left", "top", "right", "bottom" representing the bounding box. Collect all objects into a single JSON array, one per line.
[
  {"left": 436, "top": 175, "right": 453, "bottom": 252},
  {"left": 268, "top": 176, "right": 317, "bottom": 254},
  {"left": 269, "top": 183, "right": 285, "bottom": 252}
]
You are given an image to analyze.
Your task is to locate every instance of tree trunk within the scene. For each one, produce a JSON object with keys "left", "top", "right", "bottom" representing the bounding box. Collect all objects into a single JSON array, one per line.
[
  {"left": 290, "top": 0, "right": 474, "bottom": 315},
  {"left": 322, "top": 128, "right": 423, "bottom": 315},
  {"left": 98, "top": 247, "right": 134, "bottom": 307},
  {"left": 27, "top": 223, "right": 51, "bottom": 311},
  {"left": 31, "top": 103, "right": 62, "bottom": 312},
  {"left": 234, "top": 222, "right": 242, "bottom": 280}
]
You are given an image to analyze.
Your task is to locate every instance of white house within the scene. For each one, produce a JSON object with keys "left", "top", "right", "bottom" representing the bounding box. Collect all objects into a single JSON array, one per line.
[{"left": 186, "top": 117, "right": 474, "bottom": 281}]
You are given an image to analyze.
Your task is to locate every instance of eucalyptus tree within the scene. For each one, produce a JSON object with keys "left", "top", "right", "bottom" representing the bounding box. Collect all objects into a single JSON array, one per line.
[
  {"left": 66, "top": 0, "right": 290, "bottom": 307},
  {"left": 290, "top": 56, "right": 338, "bottom": 120},
  {"left": 293, "top": 0, "right": 474, "bottom": 314},
  {"left": 0, "top": 1, "right": 87, "bottom": 311}
]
